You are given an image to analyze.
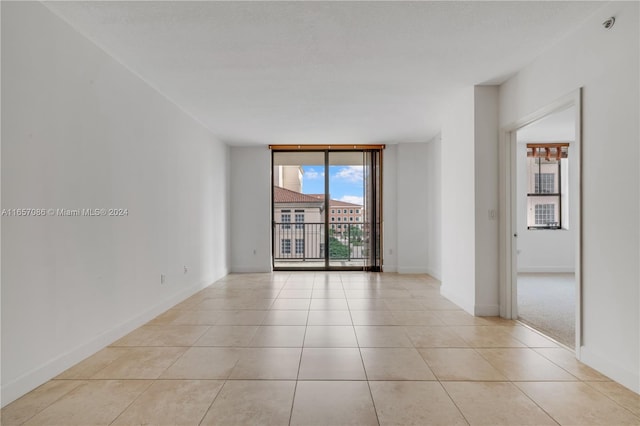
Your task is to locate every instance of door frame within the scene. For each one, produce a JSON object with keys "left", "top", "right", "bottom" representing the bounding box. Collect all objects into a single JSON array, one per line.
[
  {"left": 498, "top": 88, "right": 582, "bottom": 355},
  {"left": 270, "top": 147, "right": 384, "bottom": 272}
]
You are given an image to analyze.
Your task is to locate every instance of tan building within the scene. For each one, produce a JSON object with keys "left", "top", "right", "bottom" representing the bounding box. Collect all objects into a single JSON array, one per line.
[{"left": 273, "top": 186, "right": 325, "bottom": 260}]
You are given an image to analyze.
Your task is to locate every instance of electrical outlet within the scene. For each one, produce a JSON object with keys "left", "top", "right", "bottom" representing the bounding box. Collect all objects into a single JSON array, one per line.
[
  {"left": 160, "top": 274, "right": 166, "bottom": 284},
  {"left": 184, "top": 265, "right": 188, "bottom": 274}
]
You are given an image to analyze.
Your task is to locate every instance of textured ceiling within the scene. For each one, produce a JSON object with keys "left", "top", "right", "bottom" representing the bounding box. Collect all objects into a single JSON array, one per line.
[{"left": 45, "top": 1, "right": 604, "bottom": 145}]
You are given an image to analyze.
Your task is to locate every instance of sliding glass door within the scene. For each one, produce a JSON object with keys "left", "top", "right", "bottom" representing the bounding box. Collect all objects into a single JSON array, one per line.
[{"left": 272, "top": 147, "right": 383, "bottom": 271}]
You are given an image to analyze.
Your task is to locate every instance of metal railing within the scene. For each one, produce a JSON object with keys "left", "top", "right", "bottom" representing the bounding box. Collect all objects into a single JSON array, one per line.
[{"left": 273, "top": 222, "right": 367, "bottom": 261}]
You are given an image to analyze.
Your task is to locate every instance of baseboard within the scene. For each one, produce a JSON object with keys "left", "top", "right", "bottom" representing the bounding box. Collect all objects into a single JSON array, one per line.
[
  {"left": 440, "top": 287, "right": 474, "bottom": 315},
  {"left": 230, "top": 265, "right": 272, "bottom": 273},
  {"left": 579, "top": 346, "right": 640, "bottom": 394},
  {"left": 425, "top": 267, "right": 441, "bottom": 281},
  {"left": 517, "top": 266, "right": 575, "bottom": 273},
  {"left": 474, "top": 304, "right": 500, "bottom": 317},
  {"left": 397, "top": 266, "right": 429, "bottom": 274},
  {"left": 383, "top": 264, "right": 397, "bottom": 273},
  {"left": 0, "top": 276, "right": 221, "bottom": 408}
]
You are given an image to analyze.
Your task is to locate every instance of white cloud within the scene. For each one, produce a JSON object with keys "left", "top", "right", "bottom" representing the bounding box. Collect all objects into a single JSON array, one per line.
[
  {"left": 304, "top": 168, "right": 324, "bottom": 180},
  {"left": 339, "top": 195, "right": 364, "bottom": 206},
  {"left": 334, "top": 166, "right": 363, "bottom": 183}
]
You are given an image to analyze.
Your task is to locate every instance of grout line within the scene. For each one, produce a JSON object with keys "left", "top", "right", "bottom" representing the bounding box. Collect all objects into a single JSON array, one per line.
[{"left": 288, "top": 304, "right": 310, "bottom": 425}]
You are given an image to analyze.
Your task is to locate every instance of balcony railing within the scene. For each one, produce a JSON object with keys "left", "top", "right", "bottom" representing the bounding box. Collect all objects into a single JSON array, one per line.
[{"left": 273, "top": 222, "right": 367, "bottom": 261}]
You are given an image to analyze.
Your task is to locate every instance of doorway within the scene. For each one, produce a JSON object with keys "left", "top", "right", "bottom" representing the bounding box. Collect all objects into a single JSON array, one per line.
[
  {"left": 501, "top": 90, "right": 581, "bottom": 352},
  {"left": 271, "top": 147, "right": 383, "bottom": 271}
]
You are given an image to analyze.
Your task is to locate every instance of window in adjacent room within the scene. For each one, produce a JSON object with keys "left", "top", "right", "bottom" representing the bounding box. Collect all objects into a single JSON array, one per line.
[{"left": 526, "top": 143, "right": 569, "bottom": 229}]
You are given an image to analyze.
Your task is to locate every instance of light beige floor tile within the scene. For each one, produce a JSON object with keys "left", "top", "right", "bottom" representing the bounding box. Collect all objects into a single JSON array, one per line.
[
  {"left": 248, "top": 325, "right": 306, "bottom": 347},
  {"left": 111, "top": 325, "right": 209, "bottom": 346},
  {"left": 214, "top": 310, "right": 268, "bottom": 325},
  {"left": 298, "top": 348, "right": 366, "bottom": 379},
  {"left": 370, "top": 381, "right": 467, "bottom": 426},
  {"left": 146, "top": 309, "right": 184, "bottom": 325},
  {"left": 450, "top": 326, "right": 527, "bottom": 347},
  {"left": 311, "top": 290, "right": 346, "bottom": 299},
  {"left": 378, "top": 289, "right": 412, "bottom": 298},
  {"left": 435, "top": 310, "right": 493, "bottom": 325},
  {"left": 200, "top": 380, "right": 296, "bottom": 426},
  {"left": 170, "top": 310, "right": 222, "bottom": 325},
  {"left": 354, "top": 326, "right": 413, "bottom": 347},
  {"left": 534, "top": 347, "right": 610, "bottom": 381},
  {"left": 196, "top": 298, "right": 274, "bottom": 310},
  {"left": 290, "top": 381, "right": 378, "bottom": 426},
  {"left": 477, "top": 348, "right": 577, "bottom": 381},
  {"left": 309, "top": 298, "right": 349, "bottom": 310},
  {"left": 419, "top": 297, "right": 463, "bottom": 310},
  {"left": 443, "top": 381, "right": 557, "bottom": 425},
  {"left": 516, "top": 381, "right": 640, "bottom": 425},
  {"left": 23, "top": 380, "right": 151, "bottom": 426},
  {"left": 229, "top": 348, "right": 302, "bottom": 379},
  {"left": 55, "top": 347, "right": 129, "bottom": 379},
  {"left": 404, "top": 326, "right": 470, "bottom": 348},
  {"left": 586, "top": 381, "right": 640, "bottom": 417},
  {"left": 383, "top": 299, "right": 426, "bottom": 311},
  {"left": 361, "top": 348, "right": 436, "bottom": 380},
  {"left": 278, "top": 289, "right": 313, "bottom": 299},
  {"left": 505, "top": 325, "right": 559, "bottom": 347},
  {"left": 270, "top": 298, "right": 311, "bottom": 310},
  {"left": 390, "top": 311, "right": 445, "bottom": 325},
  {"left": 111, "top": 380, "right": 223, "bottom": 426},
  {"left": 194, "top": 325, "right": 258, "bottom": 346},
  {"left": 344, "top": 290, "right": 381, "bottom": 299},
  {"left": 347, "top": 299, "right": 389, "bottom": 310},
  {"left": 304, "top": 325, "right": 358, "bottom": 347},
  {"left": 92, "top": 347, "right": 186, "bottom": 379},
  {"left": 418, "top": 348, "right": 507, "bottom": 381},
  {"left": 1, "top": 380, "right": 86, "bottom": 425},
  {"left": 160, "top": 347, "right": 241, "bottom": 379},
  {"left": 262, "top": 310, "right": 308, "bottom": 325},
  {"left": 307, "top": 310, "right": 353, "bottom": 325},
  {"left": 350, "top": 310, "right": 398, "bottom": 325}
]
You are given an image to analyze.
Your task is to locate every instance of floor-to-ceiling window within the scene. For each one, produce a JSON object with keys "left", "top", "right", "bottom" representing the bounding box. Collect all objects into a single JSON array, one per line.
[{"left": 271, "top": 146, "right": 383, "bottom": 271}]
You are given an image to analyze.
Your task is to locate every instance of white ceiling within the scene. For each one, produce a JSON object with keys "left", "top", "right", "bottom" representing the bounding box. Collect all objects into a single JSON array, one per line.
[{"left": 44, "top": 1, "right": 604, "bottom": 146}]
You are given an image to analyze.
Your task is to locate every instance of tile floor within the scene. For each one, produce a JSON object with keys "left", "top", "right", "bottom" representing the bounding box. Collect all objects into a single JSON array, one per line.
[{"left": 3, "top": 272, "right": 639, "bottom": 425}]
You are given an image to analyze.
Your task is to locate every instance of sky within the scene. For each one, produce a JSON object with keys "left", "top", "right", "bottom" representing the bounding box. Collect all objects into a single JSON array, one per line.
[{"left": 301, "top": 165, "right": 364, "bottom": 206}]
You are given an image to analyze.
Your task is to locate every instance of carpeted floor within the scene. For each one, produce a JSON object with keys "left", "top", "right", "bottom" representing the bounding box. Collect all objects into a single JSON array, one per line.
[{"left": 517, "top": 273, "right": 575, "bottom": 348}]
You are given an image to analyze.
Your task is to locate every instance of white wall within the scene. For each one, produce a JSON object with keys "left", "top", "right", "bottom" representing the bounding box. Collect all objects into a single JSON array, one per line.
[
  {"left": 229, "top": 147, "right": 272, "bottom": 272},
  {"left": 473, "top": 86, "right": 500, "bottom": 315},
  {"left": 396, "top": 143, "right": 429, "bottom": 273},
  {"left": 1, "top": 2, "right": 229, "bottom": 406},
  {"left": 425, "top": 136, "right": 442, "bottom": 279},
  {"left": 515, "top": 142, "right": 574, "bottom": 272},
  {"left": 441, "top": 87, "right": 477, "bottom": 313},
  {"left": 382, "top": 145, "right": 398, "bottom": 272},
  {"left": 499, "top": 1, "right": 639, "bottom": 392}
]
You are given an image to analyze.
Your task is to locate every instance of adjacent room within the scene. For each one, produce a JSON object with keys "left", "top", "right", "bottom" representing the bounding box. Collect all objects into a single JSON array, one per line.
[{"left": 2, "top": 1, "right": 638, "bottom": 425}]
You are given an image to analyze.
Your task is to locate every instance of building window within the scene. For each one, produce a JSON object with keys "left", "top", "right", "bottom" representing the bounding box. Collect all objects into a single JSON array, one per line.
[
  {"left": 281, "top": 210, "right": 291, "bottom": 229},
  {"left": 350, "top": 209, "right": 354, "bottom": 214},
  {"left": 337, "top": 217, "right": 341, "bottom": 221},
  {"left": 526, "top": 144, "right": 567, "bottom": 229},
  {"left": 535, "top": 204, "right": 556, "bottom": 226},
  {"left": 331, "top": 209, "right": 335, "bottom": 214},
  {"left": 295, "top": 212, "right": 304, "bottom": 229},
  {"left": 343, "top": 217, "right": 347, "bottom": 222},
  {"left": 331, "top": 224, "right": 335, "bottom": 229},
  {"left": 356, "top": 209, "right": 360, "bottom": 214},
  {"left": 337, "top": 224, "right": 342, "bottom": 229},
  {"left": 349, "top": 217, "right": 353, "bottom": 221},
  {"left": 331, "top": 217, "right": 335, "bottom": 221},
  {"left": 295, "top": 238, "right": 304, "bottom": 255},
  {"left": 535, "top": 173, "right": 555, "bottom": 194},
  {"left": 281, "top": 239, "right": 291, "bottom": 254}
]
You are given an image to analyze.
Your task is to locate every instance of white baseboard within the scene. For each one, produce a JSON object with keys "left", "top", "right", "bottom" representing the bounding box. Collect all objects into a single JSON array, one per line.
[
  {"left": 425, "top": 267, "right": 441, "bottom": 281},
  {"left": 0, "top": 276, "right": 221, "bottom": 408},
  {"left": 579, "top": 346, "right": 640, "bottom": 394},
  {"left": 383, "top": 264, "right": 397, "bottom": 273},
  {"left": 517, "top": 266, "right": 575, "bottom": 273},
  {"left": 230, "top": 265, "right": 272, "bottom": 273},
  {"left": 474, "top": 304, "right": 500, "bottom": 316}
]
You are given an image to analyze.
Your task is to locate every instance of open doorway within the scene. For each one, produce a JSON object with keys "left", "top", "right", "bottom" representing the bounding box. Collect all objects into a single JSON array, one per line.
[{"left": 501, "top": 90, "right": 581, "bottom": 351}]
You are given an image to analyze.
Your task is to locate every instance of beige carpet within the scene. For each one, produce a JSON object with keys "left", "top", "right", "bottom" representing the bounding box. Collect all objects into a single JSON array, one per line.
[{"left": 517, "top": 273, "right": 575, "bottom": 348}]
